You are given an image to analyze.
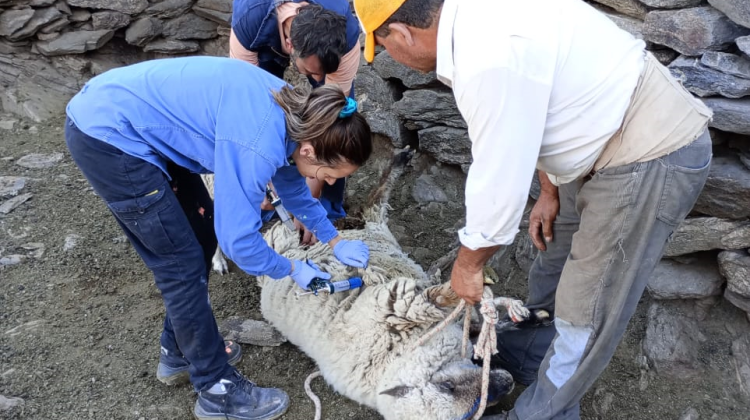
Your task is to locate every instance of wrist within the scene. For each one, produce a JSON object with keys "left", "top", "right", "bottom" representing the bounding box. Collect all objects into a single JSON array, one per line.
[{"left": 328, "top": 235, "right": 342, "bottom": 249}]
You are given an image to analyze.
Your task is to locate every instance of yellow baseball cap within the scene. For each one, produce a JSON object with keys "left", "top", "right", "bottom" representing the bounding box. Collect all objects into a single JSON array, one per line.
[{"left": 352, "top": 0, "right": 407, "bottom": 62}]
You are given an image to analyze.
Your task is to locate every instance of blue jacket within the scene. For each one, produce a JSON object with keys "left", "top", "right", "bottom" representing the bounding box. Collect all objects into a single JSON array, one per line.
[
  {"left": 65, "top": 56, "right": 339, "bottom": 280},
  {"left": 232, "top": 0, "right": 360, "bottom": 74}
]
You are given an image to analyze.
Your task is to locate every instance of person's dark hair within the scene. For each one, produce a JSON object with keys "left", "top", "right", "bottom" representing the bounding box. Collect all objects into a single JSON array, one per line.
[
  {"left": 290, "top": 4, "right": 349, "bottom": 75},
  {"left": 374, "top": 0, "right": 444, "bottom": 38},
  {"left": 273, "top": 84, "right": 372, "bottom": 167}
]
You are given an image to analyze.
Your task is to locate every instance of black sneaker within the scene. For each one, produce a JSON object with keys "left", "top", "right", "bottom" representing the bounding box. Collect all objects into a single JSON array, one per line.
[
  {"left": 194, "top": 370, "right": 289, "bottom": 420},
  {"left": 157, "top": 340, "right": 242, "bottom": 386}
]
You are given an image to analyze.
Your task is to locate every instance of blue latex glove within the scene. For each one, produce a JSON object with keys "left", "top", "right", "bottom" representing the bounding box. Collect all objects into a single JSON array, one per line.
[
  {"left": 290, "top": 259, "right": 331, "bottom": 290},
  {"left": 333, "top": 239, "right": 370, "bottom": 268}
]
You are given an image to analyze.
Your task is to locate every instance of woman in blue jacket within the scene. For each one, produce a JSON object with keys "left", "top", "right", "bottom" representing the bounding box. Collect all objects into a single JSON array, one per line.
[{"left": 64, "top": 56, "right": 372, "bottom": 420}]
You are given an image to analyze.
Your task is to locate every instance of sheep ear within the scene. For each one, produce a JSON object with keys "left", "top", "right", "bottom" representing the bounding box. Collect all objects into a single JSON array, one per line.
[{"left": 379, "top": 385, "right": 414, "bottom": 398}]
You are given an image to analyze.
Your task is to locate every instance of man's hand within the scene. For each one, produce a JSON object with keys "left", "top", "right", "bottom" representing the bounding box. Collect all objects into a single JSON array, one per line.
[
  {"left": 529, "top": 171, "right": 560, "bottom": 251},
  {"left": 450, "top": 245, "right": 501, "bottom": 304}
]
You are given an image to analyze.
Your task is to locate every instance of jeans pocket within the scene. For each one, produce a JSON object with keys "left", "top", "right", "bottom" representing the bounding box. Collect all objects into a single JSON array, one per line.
[
  {"left": 107, "top": 186, "right": 192, "bottom": 259},
  {"left": 656, "top": 150, "right": 711, "bottom": 227}
]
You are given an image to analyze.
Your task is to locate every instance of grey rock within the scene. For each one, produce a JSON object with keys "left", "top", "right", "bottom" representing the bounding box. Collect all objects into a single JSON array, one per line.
[
  {"left": 738, "top": 35, "right": 750, "bottom": 56},
  {"left": 143, "top": 38, "right": 200, "bottom": 53},
  {"left": 0, "top": 193, "right": 32, "bottom": 214},
  {"left": 514, "top": 231, "right": 539, "bottom": 274},
  {"left": 372, "top": 50, "right": 438, "bottom": 89},
  {"left": 30, "top": 0, "right": 55, "bottom": 5},
  {"left": 650, "top": 47, "right": 680, "bottom": 65},
  {"left": 69, "top": 9, "right": 91, "bottom": 22},
  {"left": 196, "top": 0, "right": 232, "bottom": 13},
  {"left": 703, "top": 97, "right": 750, "bottom": 135},
  {"left": 21, "top": 242, "right": 45, "bottom": 259},
  {"left": 0, "top": 176, "right": 26, "bottom": 197},
  {"left": 647, "top": 255, "right": 724, "bottom": 300},
  {"left": 67, "top": 0, "right": 148, "bottom": 15},
  {"left": 393, "top": 89, "right": 465, "bottom": 130},
  {"left": 91, "top": 11, "right": 131, "bottom": 30},
  {"left": 0, "top": 255, "right": 24, "bottom": 266},
  {"left": 125, "top": 17, "right": 163, "bottom": 47},
  {"left": 718, "top": 250, "right": 750, "bottom": 298},
  {"left": 731, "top": 334, "right": 750, "bottom": 401},
  {"left": 0, "top": 395, "right": 25, "bottom": 410},
  {"left": 664, "top": 217, "right": 750, "bottom": 256},
  {"left": 36, "top": 30, "right": 114, "bottom": 56},
  {"left": 354, "top": 65, "right": 407, "bottom": 147},
  {"left": 593, "top": 0, "right": 651, "bottom": 19},
  {"left": 678, "top": 407, "right": 700, "bottom": 420},
  {"left": 700, "top": 51, "right": 750, "bottom": 79},
  {"left": 55, "top": 0, "right": 72, "bottom": 15},
  {"left": 8, "top": 7, "right": 62, "bottom": 41},
  {"left": 200, "top": 36, "right": 228, "bottom": 57},
  {"left": 604, "top": 11, "right": 645, "bottom": 40},
  {"left": 0, "top": 9, "right": 34, "bottom": 37},
  {"left": 724, "top": 288, "right": 750, "bottom": 313},
  {"left": 162, "top": 14, "right": 218, "bottom": 40},
  {"left": 643, "top": 7, "right": 750, "bottom": 56},
  {"left": 708, "top": 0, "right": 750, "bottom": 29},
  {"left": 219, "top": 317, "right": 287, "bottom": 346},
  {"left": 193, "top": 6, "right": 231, "bottom": 25},
  {"left": 63, "top": 234, "right": 81, "bottom": 251},
  {"left": 670, "top": 55, "right": 750, "bottom": 98},
  {"left": 639, "top": 0, "right": 703, "bottom": 7},
  {"left": 417, "top": 126, "right": 472, "bottom": 166},
  {"left": 412, "top": 174, "right": 448, "bottom": 203},
  {"left": 40, "top": 15, "right": 70, "bottom": 34},
  {"left": 0, "top": 119, "right": 15, "bottom": 130},
  {"left": 643, "top": 300, "right": 706, "bottom": 378},
  {"left": 16, "top": 152, "right": 62, "bottom": 168},
  {"left": 145, "top": 0, "right": 194, "bottom": 19},
  {"left": 694, "top": 155, "right": 750, "bottom": 219}
]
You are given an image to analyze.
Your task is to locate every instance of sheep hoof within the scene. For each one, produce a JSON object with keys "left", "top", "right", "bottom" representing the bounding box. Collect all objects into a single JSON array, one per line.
[{"left": 211, "top": 250, "right": 229, "bottom": 275}]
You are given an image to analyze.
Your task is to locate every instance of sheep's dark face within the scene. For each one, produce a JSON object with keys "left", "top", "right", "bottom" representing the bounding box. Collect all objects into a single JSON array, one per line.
[{"left": 376, "top": 326, "right": 514, "bottom": 420}]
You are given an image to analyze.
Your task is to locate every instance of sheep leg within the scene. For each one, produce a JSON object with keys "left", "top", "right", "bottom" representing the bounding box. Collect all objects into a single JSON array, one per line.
[{"left": 492, "top": 297, "right": 530, "bottom": 323}]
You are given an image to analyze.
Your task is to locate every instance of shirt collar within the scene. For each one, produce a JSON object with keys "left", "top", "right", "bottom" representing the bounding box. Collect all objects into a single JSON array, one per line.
[{"left": 435, "top": 0, "right": 459, "bottom": 88}]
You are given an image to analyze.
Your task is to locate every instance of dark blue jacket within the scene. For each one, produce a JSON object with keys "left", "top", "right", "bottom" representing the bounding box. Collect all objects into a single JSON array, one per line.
[{"left": 232, "top": 0, "right": 360, "bottom": 78}]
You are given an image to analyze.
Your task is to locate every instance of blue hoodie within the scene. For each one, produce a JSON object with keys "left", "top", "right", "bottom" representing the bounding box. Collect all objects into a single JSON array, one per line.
[{"left": 66, "top": 56, "right": 339, "bottom": 279}]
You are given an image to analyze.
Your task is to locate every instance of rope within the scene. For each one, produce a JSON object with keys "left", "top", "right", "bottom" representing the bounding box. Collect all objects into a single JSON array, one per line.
[
  {"left": 304, "top": 370, "right": 323, "bottom": 420},
  {"left": 409, "top": 285, "right": 499, "bottom": 420}
]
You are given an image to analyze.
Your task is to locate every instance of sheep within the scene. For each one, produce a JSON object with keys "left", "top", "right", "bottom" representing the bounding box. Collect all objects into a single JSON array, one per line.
[{"left": 255, "top": 150, "right": 520, "bottom": 420}]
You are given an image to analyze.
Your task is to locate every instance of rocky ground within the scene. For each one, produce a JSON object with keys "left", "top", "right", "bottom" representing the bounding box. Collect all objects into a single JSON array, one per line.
[{"left": 1, "top": 114, "right": 749, "bottom": 420}]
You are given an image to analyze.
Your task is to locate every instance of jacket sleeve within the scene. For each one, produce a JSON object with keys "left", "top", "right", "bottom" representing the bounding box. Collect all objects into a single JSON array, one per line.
[
  {"left": 271, "top": 166, "right": 339, "bottom": 244},
  {"left": 231, "top": 0, "right": 266, "bottom": 51},
  {"left": 212, "top": 139, "right": 293, "bottom": 279}
]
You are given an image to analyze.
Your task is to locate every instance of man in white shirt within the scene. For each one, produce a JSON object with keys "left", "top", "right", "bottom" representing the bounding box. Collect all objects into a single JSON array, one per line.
[{"left": 353, "top": 0, "right": 713, "bottom": 418}]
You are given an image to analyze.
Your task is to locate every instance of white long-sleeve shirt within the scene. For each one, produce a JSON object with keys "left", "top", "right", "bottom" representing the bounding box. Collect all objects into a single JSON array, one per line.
[{"left": 436, "top": 0, "right": 646, "bottom": 249}]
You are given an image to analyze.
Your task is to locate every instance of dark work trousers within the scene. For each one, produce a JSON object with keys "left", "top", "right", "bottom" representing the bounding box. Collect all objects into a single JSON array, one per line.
[
  {"left": 495, "top": 130, "right": 712, "bottom": 420},
  {"left": 64, "top": 117, "right": 232, "bottom": 391}
]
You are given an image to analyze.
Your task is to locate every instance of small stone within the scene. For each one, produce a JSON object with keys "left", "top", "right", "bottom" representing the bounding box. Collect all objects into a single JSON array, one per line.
[
  {"left": 21, "top": 242, "right": 45, "bottom": 258},
  {"left": 16, "top": 152, "right": 63, "bottom": 168},
  {"left": 28, "top": 126, "right": 38, "bottom": 134},
  {"left": 0, "top": 395, "right": 24, "bottom": 411},
  {"left": 219, "top": 316, "right": 287, "bottom": 347},
  {"left": 0, "top": 176, "right": 27, "bottom": 197},
  {"left": 0, "top": 120, "right": 16, "bottom": 130},
  {"left": 64, "top": 234, "right": 81, "bottom": 251},
  {"left": 0, "top": 255, "right": 24, "bottom": 267},
  {"left": 0, "top": 193, "right": 33, "bottom": 214},
  {"left": 679, "top": 407, "right": 700, "bottom": 420}
]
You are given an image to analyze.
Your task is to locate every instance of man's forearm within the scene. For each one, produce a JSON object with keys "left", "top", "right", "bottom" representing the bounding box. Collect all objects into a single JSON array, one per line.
[
  {"left": 456, "top": 244, "right": 502, "bottom": 272},
  {"left": 538, "top": 170, "right": 558, "bottom": 196}
]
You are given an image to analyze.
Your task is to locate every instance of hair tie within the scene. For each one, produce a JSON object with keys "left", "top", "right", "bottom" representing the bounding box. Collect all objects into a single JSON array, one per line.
[{"left": 338, "top": 97, "right": 358, "bottom": 118}]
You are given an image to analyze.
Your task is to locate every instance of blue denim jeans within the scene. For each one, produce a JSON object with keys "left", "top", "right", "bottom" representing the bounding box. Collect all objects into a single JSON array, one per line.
[{"left": 65, "top": 118, "right": 232, "bottom": 391}]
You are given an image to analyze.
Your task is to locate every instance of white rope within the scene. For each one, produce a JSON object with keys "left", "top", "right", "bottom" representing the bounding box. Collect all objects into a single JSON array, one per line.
[{"left": 304, "top": 370, "right": 323, "bottom": 420}]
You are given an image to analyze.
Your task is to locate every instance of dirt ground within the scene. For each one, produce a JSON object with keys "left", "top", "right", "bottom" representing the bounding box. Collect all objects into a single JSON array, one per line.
[{"left": 1, "top": 114, "right": 748, "bottom": 420}]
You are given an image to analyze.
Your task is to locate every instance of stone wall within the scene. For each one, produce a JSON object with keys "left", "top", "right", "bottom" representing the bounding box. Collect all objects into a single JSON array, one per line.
[{"left": 0, "top": 0, "right": 749, "bottom": 394}]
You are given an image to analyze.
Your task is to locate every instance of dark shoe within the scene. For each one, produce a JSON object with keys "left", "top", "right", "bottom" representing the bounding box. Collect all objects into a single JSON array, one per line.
[
  {"left": 157, "top": 340, "right": 242, "bottom": 386},
  {"left": 194, "top": 370, "right": 289, "bottom": 420},
  {"left": 482, "top": 413, "right": 509, "bottom": 419},
  {"left": 491, "top": 313, "right": 556, "bottom": 386}
]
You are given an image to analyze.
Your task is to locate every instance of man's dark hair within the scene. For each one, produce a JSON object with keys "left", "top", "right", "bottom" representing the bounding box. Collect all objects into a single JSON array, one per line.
[
  {"left": 290, "top": 4, "right": 349, "bottom": 75},
  {"left": 374, "top": 0, "right": 444, "bottom": 37}
]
